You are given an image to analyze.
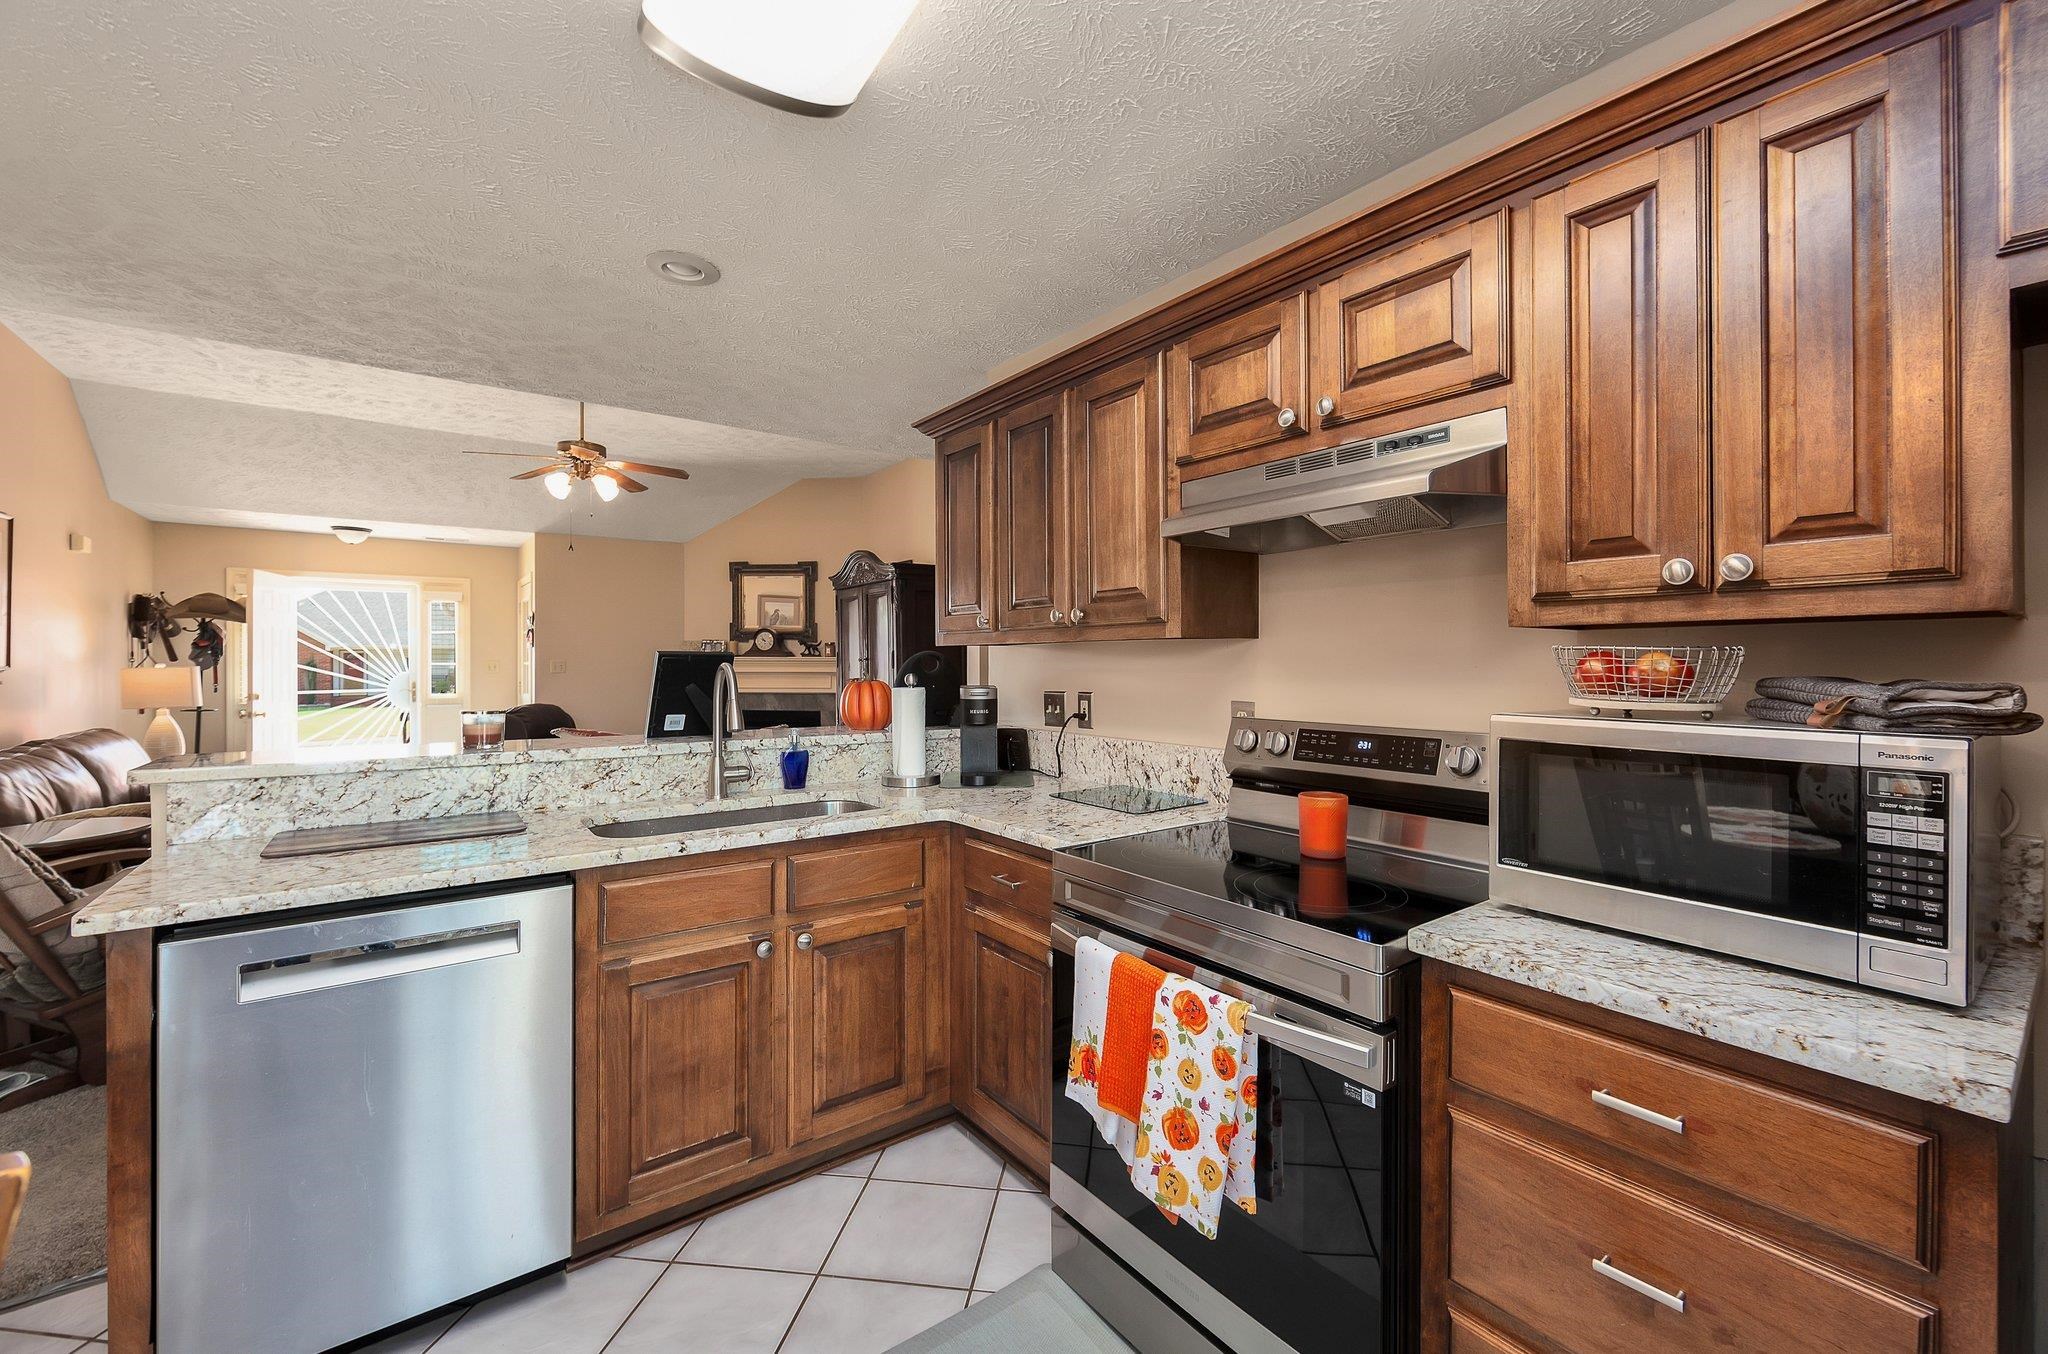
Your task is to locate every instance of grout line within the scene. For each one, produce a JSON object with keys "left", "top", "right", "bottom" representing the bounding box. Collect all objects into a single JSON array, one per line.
[
  {"left": 672, "top": 1258, "right": 974, "bottom": 1294},
  {"left": 774, "top": 1168, "right": 876, "bottom": 1354},
  {"left": 595, "top": 1249, "right": 673, "bottom": 1354},
  {"left": 963, "top": 1179, "right": 1004, "bottom": 1296}
]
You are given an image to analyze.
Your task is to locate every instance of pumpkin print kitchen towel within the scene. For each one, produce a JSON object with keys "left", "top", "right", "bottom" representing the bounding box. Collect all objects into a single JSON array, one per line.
[
  {"left": 1063, "top": 936, "right": 1139, "bottom": 1163},
  {"left": 1132, "top": 973, "right": 1257, "bottom": 1239}
]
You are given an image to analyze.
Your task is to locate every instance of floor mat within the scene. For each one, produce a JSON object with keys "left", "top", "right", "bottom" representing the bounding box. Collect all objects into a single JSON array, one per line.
[
  {"left": 888, "top": 1265, "right": 1131, "bottom": 1354},
  {"left": 0, "top": 1083, "right": 106, "bottom": 1307}
]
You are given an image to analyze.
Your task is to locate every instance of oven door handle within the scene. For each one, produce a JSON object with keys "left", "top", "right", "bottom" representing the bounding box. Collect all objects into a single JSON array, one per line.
[{"left": 1243, "top": 1011, "right": 1382, "bottom": 1085}]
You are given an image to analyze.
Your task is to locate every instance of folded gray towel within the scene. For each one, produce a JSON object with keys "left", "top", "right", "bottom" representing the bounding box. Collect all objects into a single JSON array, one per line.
[{"left": 1746, "top": 679, "right": 2042, "bottom": 735}]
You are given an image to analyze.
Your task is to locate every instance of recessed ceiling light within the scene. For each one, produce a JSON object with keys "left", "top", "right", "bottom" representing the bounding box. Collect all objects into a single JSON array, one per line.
[
  {"left": 330, "top": 525, "right": 372, "bottom": 545},
  {"left": 637, "top": 0, "right": 918, "bottom": 119},
  {"left": 646, "top": 250, "right": 720, "bottom": 286}
]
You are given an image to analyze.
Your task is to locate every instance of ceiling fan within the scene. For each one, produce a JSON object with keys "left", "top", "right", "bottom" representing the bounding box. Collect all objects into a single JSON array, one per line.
[{"left": 464, "top": 401, "right": 691, "bottom": 502}]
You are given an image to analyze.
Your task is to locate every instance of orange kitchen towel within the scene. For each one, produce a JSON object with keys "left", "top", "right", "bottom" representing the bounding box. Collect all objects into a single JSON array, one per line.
[{"left": 1097, "top": 952, "right": 1167, "bottom": 1123}]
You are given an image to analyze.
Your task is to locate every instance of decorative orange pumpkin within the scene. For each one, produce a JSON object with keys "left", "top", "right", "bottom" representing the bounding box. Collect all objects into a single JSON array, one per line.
[{"left": 839, "top": 671, "right": 892, "bottom": 731}]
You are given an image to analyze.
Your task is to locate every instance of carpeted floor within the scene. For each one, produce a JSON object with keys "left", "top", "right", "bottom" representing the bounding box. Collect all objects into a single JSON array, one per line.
[{"left": 0, "top": 1083, "right": 106, "bottom": 1307}]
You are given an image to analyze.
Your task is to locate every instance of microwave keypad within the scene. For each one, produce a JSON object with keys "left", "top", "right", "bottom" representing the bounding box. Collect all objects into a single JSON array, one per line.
[{"left": 1863, "top": 771, "right": 1951, "bottom": 948}]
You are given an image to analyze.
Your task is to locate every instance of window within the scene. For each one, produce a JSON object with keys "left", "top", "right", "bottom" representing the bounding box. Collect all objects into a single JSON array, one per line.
[{"left": 427, "top": 597, "right": 460, "bottom": 698}]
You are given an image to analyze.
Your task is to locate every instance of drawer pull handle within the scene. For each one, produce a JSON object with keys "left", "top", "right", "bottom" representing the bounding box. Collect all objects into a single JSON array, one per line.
[
  {"left": 1591, "top": 1088, "right": 1685, "bottom": 1135},
  {"left": 990, "top": 873, "right": 1025, "bottom": 890},
  {"left": 1592, "top": 1255, "right": 1686, "bottom": 1313}
]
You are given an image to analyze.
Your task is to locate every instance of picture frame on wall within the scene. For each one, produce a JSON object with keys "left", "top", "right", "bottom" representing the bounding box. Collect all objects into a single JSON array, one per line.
[{"left": 0, "top": 512, "right": 12, "bottom": 673}]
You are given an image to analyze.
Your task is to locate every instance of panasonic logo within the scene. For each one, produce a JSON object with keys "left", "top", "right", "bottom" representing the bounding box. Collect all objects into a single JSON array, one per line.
[{"left": 1875, "top": 751, "right": 1936, "bottom": 763}]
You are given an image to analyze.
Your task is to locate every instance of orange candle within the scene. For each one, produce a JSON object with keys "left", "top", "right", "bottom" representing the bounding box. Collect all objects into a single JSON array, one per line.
[{"left": 1297, "top": 790, "right": 1349, "bottom": 859}]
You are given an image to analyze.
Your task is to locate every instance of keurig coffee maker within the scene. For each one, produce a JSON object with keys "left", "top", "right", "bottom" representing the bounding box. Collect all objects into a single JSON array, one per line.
[{"left": 956, "top": 685, "right": 1002, "bottom": 786}]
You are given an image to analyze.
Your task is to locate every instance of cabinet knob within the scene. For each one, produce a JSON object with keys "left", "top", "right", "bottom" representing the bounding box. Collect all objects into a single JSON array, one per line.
[
  {"left": 1067, "top": 608, "right": 1084, "bottom": 624},
  {"left": 755, "top": 939, "right": 774, "bottom": 959},
  {"left": 1659, "top": 557, "right": 1696, "bottom": 586},
  {"left": 1315, "top": 396, "right": 1335, "bottom": 418},
  {"left": 1050, "top": 608, "right": 1062, "bottom": 625},
  {"left": 1277, "top": 407, "right": 1297, "bottom": 430},
  {"left": 975, "top": 613, "right": 991, "bottom": 630},
  {"left": 796, "top": 932, "right": 814, "bottom": 952},
  {"left": 1718, "top": 552, "right": 1756, "bottom": 583}
]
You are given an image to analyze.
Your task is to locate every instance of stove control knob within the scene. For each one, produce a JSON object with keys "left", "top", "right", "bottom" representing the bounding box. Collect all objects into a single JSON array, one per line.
[
  {"left": 1264, "top": 730, "right": 1292, "bottom": 756},
  {"left": 1232, "top": 728, "right": 1259, "bottom": 753},
  {"left": 1444, "top": 744, "right": 1483, "bottom": 778}
]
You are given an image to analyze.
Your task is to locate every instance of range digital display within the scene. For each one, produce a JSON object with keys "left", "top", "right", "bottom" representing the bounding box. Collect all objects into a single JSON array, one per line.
[{"left": 1294, "top": 728, "right": 1441, "bottom": 774}]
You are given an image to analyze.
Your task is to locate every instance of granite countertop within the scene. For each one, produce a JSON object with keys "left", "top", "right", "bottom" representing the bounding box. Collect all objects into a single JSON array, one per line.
[
  {"left": 1409, "top": 903, "right": 2042, "bottom": 1122},
  {"left": 133, "top": 726, "right": 928, "bottom": 785},
  {"left": 75, "top": 779, "right": 1223, "bottom": 936}
]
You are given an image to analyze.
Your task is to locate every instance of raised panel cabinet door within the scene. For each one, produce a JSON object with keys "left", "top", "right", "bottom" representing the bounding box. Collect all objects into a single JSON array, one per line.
[
  {"left": 994, "top": 392, "right": 1069, "bottom": 633},
  {"left": 1067, "top": 353, "right": 1169, "bottom": 630},
  {"left": 934, "top": 422, "right": 995, "bottom": 638},
  {"left": 2003, "top": 0, "right": 2048, "bottom": 251},
  {"left": 594, "top": 929, "right": 778, "bottom": 1218},
  {"left": 1528, "top": 137, "right": 1711, "bottom": 602},
  {"left": 962, "top": 904, "right": 1052, "bottom": 1157},
  {"left": 788, "top": 901, "right": 928, "bottom": 1144},
  {"left": 1311, "top": 209, "right": 1510, "bottom": 431},
  {"left": 1713, "top": 36, "right": 1958, "bottom": 593},
  {"left": 1166, "top": 292, "right": 1309, "bottom": 474}
]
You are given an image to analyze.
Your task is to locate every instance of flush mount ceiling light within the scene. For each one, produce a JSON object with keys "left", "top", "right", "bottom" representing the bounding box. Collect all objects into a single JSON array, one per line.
[
  {"left": 330, "top": 525, "right": 372, "bottom": 545},
  {"left": 645, "top": 250, "right": 721, "bottom": 287},
  {"left": 637, "top": 0, "right": 919, "bottom": 118}
]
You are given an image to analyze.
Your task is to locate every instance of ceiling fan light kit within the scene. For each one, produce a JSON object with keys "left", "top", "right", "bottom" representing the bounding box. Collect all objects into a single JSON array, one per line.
[
  {"left": 637, "top": 0, "right": 918, "bottom": 118},
  {"left": 464, "top": 401, "right": 692, "bottom": 504}
]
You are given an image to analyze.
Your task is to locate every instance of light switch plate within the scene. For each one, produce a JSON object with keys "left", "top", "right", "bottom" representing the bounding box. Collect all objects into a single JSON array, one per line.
[{"left": 1043, "top": 691, "right": 1066, "bottom": 726}]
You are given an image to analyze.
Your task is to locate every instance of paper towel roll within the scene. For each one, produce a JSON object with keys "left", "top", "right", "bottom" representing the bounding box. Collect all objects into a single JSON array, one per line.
[{"left": 890, "top": 686, "right": 926, "bottom": 778}]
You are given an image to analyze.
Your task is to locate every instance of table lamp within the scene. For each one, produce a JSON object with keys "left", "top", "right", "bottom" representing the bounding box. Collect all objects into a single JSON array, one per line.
[{"left": 122, "top": 664, "right": 204, "bottom": 760}]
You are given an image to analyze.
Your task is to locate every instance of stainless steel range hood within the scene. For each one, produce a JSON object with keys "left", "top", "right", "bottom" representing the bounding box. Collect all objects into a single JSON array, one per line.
[{"left": 1162, "top": 406, "right": 1508, "bottom": 554}]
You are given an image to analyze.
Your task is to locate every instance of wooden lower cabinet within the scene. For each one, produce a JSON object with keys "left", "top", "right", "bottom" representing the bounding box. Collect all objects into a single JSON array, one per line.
[
  {"left": 956, "top": 900, "right": 1052, "bottom": 1169},
  {"left": 575, "top": 830, "right": 952, "bottom": 1242},
  {"left": 1422, "top": 963, "right": 2032, "bottom": 1353},
  {"left": 788, "top": 900, "right": 927, "bottom": 1141},
  {"left": 588, "top": 928, "right": 780, "bottom": 1224}
]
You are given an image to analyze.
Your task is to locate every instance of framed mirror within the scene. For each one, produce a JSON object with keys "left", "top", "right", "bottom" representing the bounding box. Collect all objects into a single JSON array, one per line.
[{"left": 729, "top": 561, "right": 818, "bottom": 645}]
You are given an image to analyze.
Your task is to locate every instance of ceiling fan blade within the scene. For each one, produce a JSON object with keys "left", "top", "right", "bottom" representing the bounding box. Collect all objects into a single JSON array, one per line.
[
  {"left": 597, "top": 468, "right": 649, "bottom": 493},
  {"left": 510, "top": 465, "right": 559, "bottom": 481},
  {"left": 461, "top": 448, "right": 556, "bottom": 460},
  {"left": 606, "top": 460, "right": 691, "bottom": 479}
]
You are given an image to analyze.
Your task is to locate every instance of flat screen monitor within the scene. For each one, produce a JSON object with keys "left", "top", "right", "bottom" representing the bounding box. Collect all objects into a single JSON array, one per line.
[{"left": 646, "top": 651, "right": 733, "bottom": 739}]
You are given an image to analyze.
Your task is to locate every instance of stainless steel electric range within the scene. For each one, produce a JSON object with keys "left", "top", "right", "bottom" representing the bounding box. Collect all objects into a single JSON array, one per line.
[{"left": 1050, "top": 715, "right": 1490, "bottom": 1354}]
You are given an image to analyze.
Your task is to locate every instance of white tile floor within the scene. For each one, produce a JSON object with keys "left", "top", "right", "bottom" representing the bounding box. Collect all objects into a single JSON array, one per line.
[{"left": 0, "top": 1121, "right": 1048, "bottom": 1354}]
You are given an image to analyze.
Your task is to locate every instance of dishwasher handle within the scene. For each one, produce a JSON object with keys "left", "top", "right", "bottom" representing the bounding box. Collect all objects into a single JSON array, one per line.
[{"left": 237, "top": 922, "right": 522, "bottom": 1003}]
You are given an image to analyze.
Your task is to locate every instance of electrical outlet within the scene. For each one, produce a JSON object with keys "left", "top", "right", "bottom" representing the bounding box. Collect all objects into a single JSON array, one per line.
[
  {"left": 1042, "top": 691, "right": 1066, "bottom": 726},
  {"left": 1230, "top": 699, "right": 1257, "bottom": 720},
  {"left": 1076, "top": 691, "right": 1093, "bottom": 729}
]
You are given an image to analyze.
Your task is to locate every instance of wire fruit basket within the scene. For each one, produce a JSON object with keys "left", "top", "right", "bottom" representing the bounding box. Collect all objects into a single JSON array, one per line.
[{"left": 1553, "top": 645, "right": 1745, "bottom": 718}]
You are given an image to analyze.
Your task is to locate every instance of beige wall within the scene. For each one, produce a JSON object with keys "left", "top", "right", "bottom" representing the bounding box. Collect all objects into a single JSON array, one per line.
[
  {"left": 530, "top": 533, "right": 689, "bottom": 734},
  {"left": 153, "top": 523, "right": 522, "bottom": 753},
  {"left": 0, "top": 323, "right": 156, "bottom": 746},
  {"left": 680, "top": 459, "right": 936, "bottom": 646}
]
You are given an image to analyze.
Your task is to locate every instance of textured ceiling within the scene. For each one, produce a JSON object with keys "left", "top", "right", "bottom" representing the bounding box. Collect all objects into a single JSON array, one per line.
[{"left": 1, "top": 0, "right": 1713, "bottom": 534}]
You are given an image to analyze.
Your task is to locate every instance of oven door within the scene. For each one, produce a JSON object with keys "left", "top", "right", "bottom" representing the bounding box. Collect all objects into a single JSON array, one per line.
[
  {"left": 1051, "top": 907, "right": 1402, "bottom": 1354},
  {"left": 1490, "top": 715, "right": 1867, "bottom": 981}
]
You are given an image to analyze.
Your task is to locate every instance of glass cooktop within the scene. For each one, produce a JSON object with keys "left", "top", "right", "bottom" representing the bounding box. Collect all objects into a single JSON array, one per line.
[{"left": 1061, "top": 818, "right": 1484, "bottom": 948}]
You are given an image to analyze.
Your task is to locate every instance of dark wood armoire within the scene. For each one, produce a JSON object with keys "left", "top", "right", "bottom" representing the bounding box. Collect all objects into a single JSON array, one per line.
[{"left": 829, "top": 551, "right": 965, "bottom": 727}]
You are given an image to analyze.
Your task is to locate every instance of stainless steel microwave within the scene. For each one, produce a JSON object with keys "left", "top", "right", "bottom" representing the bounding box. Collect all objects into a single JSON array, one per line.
[{"left": 1489, "top": 713, "right": 2003, "bottom": 1006}]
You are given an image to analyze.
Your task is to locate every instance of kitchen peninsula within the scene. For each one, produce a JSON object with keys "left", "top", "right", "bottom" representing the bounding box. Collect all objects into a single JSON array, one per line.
[{"left": 87, "top": 725, "right": 1225, "bottom": 1353}]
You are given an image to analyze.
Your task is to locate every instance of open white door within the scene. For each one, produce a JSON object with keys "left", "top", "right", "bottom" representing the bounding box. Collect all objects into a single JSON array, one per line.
[{"left": 250, "top": 571, "right": 424, "bottom": 761}]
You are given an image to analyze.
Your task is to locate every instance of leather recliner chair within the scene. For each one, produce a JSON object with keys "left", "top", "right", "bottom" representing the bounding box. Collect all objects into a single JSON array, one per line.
[{"left": 0, "top": 729, "right": 151, "bottom": 829}]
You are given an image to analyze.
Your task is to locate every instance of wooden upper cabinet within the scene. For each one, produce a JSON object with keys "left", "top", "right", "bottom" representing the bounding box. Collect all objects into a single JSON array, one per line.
[
  {"left": 592, "top": 929, "right": 778, "bottom": 1221},
  {"left": 787, "top": 901, "right": 928, "bottom": 1144},
  {"left": 1713, "top": 36, "right": 1959, "bottom": 594},
  {"left": 2003, "top": 0, "right": 2048, "bottom": 252},
  {"left": 1067, "top": 354, "right": 1169, "bottom": 630},
  {"left": 933, "top": 422, "right": 994, "bottom": 638},
  {"left": 1311, "top": 209, "right": 1510, "bottom": 433},
  {"left": 1528, "top": 138, "right": 1710, "bottom": 603},
  {"left": 1166, "top": 292, "right": 1309, "bottom": 476},
  {"left": 993, "top": 393, "right": 1067, "bottom": 634}
]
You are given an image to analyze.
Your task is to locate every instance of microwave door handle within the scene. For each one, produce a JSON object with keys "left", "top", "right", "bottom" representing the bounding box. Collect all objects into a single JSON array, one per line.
[{"left": 1243, "top": 1011, "right": 1385, "bottom": 1087}]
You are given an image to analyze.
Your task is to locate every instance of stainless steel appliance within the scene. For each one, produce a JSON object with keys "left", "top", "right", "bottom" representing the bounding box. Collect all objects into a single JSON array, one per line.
[
  {"left": 1159, "top": 406, "right": 1507, "bottom": 553},
  {"left": 1053, "top": 715, "right": 1490, "bottom": 1354},
  {"left": 1490, "top": 712, "right": 2004, "bottom": 1006},
  {"left": 155, "top": 881, "right": 574, "bottom": 1354}
]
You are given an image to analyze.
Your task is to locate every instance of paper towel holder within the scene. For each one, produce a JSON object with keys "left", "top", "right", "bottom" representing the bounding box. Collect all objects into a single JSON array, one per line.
[{"left": 883, "top": 656, "right": 941, "bottom": 788}]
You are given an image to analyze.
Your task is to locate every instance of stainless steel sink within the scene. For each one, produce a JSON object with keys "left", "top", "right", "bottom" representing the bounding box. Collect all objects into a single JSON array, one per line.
[{"left": 589, "top": 799, "right": 880, "bottom": 839}]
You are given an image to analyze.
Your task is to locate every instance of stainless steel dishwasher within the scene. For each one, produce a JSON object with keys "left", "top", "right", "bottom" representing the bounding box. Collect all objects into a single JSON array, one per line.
[{"left": 154, "top": 880, "right": 573, "bottom": 1354}]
